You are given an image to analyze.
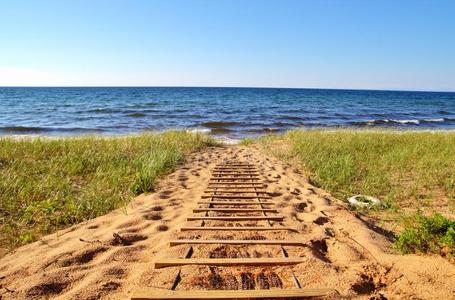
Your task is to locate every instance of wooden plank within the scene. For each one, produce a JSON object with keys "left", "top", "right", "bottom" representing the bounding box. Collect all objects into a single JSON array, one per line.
[
  {"left": 201, "top": 195, "right": 271, "bottom": 199},
  {"left": 215, "top": 171, "right": 256, "bottom": 173},
  {"left": 197, "top": 201, "right": 273, "bottom": 205},
  {"left": 206, "top": 187, "right": 267, "bottom": 190},
  {"left": 204, "top": 189, "right": 268, "bottom": 193},
  {"left": 212, "top": 171, "right": 259, "bottom": 174},
  {"left": 193, "top": 208, "right": 278, "bottom": 213},
  {"left": 213, "top": 169, "right": 257, "bottom": 172},
  {"left": 169, "top": 239, "right": 304, "bottom": 246},
  {"left": 216, "top": 164, "right": 253, "bottom": 167},
  {"left": 132, "top": 288, "right": 336, "bottom": 299},
  {"left": 212, "top": 170, "right": 258, "bottom": 173},
  {"left": 208, "top": 181, "right": 262, "bottom": 184},
  {"left": 180, "top": 226, "right": 298, "bottom": 232},
  {"left": 154, "top": 257, "right": 305, "bottom": 268},
  {"left": 212, "top": 173, "right": 261, "bottom": 178},
  {"left": 187, "top": 216, "right": 283, "bottom": 221},
  {"left": 210, "top": 177, "right": 260, "bottom": 180}
]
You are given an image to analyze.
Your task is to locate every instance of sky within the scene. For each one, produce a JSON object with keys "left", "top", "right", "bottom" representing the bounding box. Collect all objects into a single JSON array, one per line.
[{"left": 0, "top": 0, "right": 454, "bottom": 91}]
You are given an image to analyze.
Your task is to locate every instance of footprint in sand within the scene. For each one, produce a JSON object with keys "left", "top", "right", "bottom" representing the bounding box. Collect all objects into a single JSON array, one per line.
[
  {"left": 313, "top": 216, "right": 330, "bottom": 226},
  {"left": 143, "top": 213, "right": 162, "bottom": 221},
  {"left": 26, "top": 274, "right": 75, "bottom": 298},
  {"left": 58, "top": 245, "right": 109, "bottom": 267},
  {"left": 156, "top": 224, "right": 169, "bottom": 232},
  {"left": 310, "top": 238, "right": 331, "bottom": 263},
  {"left": 159, "top": 191, "right": 172, "bottom": 199},
  {"left": 293, "top": 202, "right": 308, "bottom": 212}
]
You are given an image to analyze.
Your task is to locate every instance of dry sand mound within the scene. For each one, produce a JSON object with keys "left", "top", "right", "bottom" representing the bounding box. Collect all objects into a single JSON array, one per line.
[{"left": 0, "top": 145, "right": 454, "bottom": 299}]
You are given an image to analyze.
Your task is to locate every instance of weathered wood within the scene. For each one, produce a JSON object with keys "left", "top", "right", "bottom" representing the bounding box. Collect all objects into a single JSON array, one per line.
[
  {"left": 213, "top": 169, "right": 258, "bottom": 171},
  {"left": 154, "top": 257, "right": 305, "bottom": 268},
  {"left": 193, "top": 208, "right": 278, "bottom": 213},
  {"left": 201, "top": 195, "right": 271, "bottom": 199},
  {"left": 212, "top": 170, "right": 258, "bottom": 173},
  {"left": 211, "top": 174, "right": 260, "bottom": 177},
  {"left": 208, "top": 181, "right": 263, "bottom": 185},
  {"left": 180, "top": 226, "right": 298, "bottom": 232},
  {"left": 197, "top": 201, "right": 273, "bottom": 205},
  {"left": 210, "top": 177, "right": 260, "bottom": 180},
  {"left": 132, "top": 288, "right": 337, "bottom": 299},
  {"left": 216, "top": 163, "right": 255, "bottom": 168},
  {"left": 170, "top": 239, "right": 304, "bottom": 246},
  {"left": 204, "top": 189, "right": 267, "bottom": 193},
  {"left": 187, "top": 216, "right": 283, "bottom": 221},
  {"left": 213, "top": 169, "right": 257, "bottom": 172}
]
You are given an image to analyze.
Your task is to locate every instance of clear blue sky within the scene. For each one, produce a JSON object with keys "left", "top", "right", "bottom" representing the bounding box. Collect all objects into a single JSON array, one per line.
[{"left": 1, "top": 0, "right": 454, "bottom": 91}]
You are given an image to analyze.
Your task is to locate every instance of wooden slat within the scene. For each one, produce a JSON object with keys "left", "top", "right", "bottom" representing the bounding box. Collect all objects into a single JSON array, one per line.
[
  {"left": 212, "top": 172, "right": 261, "bottom": 178},
  {"left": 208, "top": 181, "right": 263, "bottom": 185},
  {"left": 170, "top": 239, "right": 304, "bottom": 246},
  {"left": 154, "top": 257, "right": 305, "bottom": 268},
  {"left": 216, "top": 164, "right": 253, "bottom": 167},
  {"left": 180, "top": 226, "right": 298, "bottom": 232},
  {"left": 201, "top": 195, "right": 271, "bottom": 199},
  {"left": 193, "top": 208, "right": 278, "bottom": 213},
  {"left": 206, "top": 186, "right": 266, "bottom": 189},
  {"left": 197, "top": 201, "right": 273, "bottom": 205},
  {"left": 212, "top": 172, "right": 259, "bottom": 175},
  {"left": 213, "top": 169, "right": 257, "bottom": 172},
  {"left": 187, "top": 216, "right": 283, "bottom": 221},
  {"left": 204, "top": 189, "right": 267, "bottom": 193},
  {"left": 210, "top": 177, "right": 260, "bottom": 180},
  {"left": 212, "top": 170, "right": 258, "bottom": 173},
  {"left": 214, "top": 166, "right": 256, "bottom": 168},
  {"left": 212, "top": 170, "right": 259, "bottom": 175},
  {"left": 132, "top": 288, "right": 336, "bottom": 299}
]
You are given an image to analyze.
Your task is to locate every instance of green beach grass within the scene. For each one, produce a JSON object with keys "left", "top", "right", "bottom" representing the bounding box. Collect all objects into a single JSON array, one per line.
[
  {"left": 0, "top": 131, "right": 214, "bottom": 252},
  {"left": 254, "top": 129, "right": 455, "bottom": 257}
]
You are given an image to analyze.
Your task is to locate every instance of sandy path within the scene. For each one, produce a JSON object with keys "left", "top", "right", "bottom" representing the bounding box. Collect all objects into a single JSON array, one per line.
[{"left": 0, "top": 145, "right": 454, "bottom": 299}]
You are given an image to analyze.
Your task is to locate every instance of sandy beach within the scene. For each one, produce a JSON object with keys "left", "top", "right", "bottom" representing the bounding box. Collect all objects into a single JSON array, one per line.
[{"left": 1, "top": 144, "right": 453, "bottom": 299}]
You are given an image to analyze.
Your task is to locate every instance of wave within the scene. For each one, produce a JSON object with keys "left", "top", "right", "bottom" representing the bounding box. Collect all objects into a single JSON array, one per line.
[
  {"left": 201, "top": 121, "right": 241, "bottom": 128},
  {"left": 186, "top": 128, "right": 211, "bottom": 134},
  {"left": 210, "top": 127, "right": 233, "bottom": 134},
  {"left": 86, "top": 108, "right": 124, "bottom": 114},
  {"left": 351, "top": 118, "right": 454, "bottom": 126}
]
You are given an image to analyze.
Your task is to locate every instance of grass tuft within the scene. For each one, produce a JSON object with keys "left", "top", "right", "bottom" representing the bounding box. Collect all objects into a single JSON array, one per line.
[
  {"left": 0, "top": 131, "right": 213, "bottom": 250},
  {"left": 395, "top": 212, "right": 455, "bottom": 256}
]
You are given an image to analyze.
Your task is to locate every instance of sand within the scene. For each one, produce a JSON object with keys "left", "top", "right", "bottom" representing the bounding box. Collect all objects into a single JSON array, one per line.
[{"left": 0, "top": 145, "right": 454, "bottom": 299}]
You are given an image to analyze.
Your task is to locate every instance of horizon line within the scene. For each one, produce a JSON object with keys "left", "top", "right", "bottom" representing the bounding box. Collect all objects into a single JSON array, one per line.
[{"left": 0, "top": 85, "right": 454, "bottom": 93}]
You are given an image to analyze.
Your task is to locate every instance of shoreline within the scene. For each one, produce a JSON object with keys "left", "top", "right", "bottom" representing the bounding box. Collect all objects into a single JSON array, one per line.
[{"left": 1, "top": 127, "right": 455, "bottom": 144}]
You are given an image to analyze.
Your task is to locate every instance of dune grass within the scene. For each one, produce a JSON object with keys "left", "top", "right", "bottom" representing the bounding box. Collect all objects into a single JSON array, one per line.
[
  {"left": 395, "top": 212, "right": 455, "bottom": 257},
  {"left": 258, "top": 129, "right": 455, "bottom": 210},
  {"left": 256, "top": 129, "right": 455, "bottom": 255},
  {"left": 0, "top": 131, "right": 214, "bottom": 251}
]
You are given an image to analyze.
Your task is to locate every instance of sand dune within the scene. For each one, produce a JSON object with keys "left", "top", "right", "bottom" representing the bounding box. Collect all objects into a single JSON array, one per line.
[{"left": 0, "top": 145, "right": 454, "bottom": 299}]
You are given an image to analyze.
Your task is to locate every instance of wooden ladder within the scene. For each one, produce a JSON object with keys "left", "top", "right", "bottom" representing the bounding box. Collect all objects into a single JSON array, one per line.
[{"left": 132, "top": 159, "right": 335, "bottom": 299}]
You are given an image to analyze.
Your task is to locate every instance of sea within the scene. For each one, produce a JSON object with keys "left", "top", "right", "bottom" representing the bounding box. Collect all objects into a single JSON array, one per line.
[{"left": 0, "top": 87, "right": 454, "bottom": 139}]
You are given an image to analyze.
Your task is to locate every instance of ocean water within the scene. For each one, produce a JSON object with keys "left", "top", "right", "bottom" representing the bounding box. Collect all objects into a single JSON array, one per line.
[{"left": 0, "top": 87, "right": 454, "bottom": 138}]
